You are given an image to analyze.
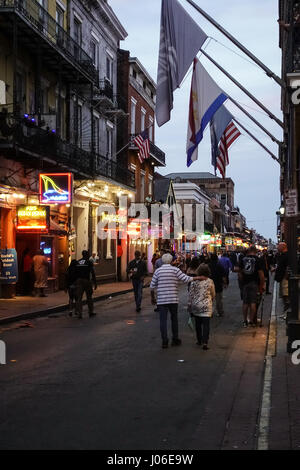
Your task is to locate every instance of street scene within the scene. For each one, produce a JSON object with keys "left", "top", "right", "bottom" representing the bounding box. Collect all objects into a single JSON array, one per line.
[{"left": 0, "top": 0, "right": 300, "bottom": 456}]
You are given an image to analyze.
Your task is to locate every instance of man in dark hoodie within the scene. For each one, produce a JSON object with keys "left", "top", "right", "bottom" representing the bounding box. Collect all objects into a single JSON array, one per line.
[{"left": 208, "top": 253, "right": 227, "bottom": 317}]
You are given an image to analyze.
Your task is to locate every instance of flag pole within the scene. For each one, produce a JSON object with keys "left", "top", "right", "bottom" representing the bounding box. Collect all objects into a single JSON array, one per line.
[
  {"left": 116, "top": 142, "right": 130, "bottom": 157},
  {"left": 200, "top": 49, "right": 284, "bottom": 129},
  {"left": 233, "top": 118, "right": 280, "bottom": 164},
  {"left": 185, "top": 0, "right": 285, "bottom": 88},
  {"left": 228, "top": 96, "right": 282, "bottom": 146}
]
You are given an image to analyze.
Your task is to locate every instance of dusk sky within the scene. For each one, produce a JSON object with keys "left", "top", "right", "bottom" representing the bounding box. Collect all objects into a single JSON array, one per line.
[{"left": 109, "top": 0, "right": 282, "bottom": 242}]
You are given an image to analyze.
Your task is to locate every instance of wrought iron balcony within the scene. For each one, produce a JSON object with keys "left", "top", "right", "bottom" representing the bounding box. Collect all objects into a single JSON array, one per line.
[
  {"left": 96, "top": 153, "right": 135, "bottom": 188},
  {"left": 0, "top": 0, "right": 98, "bottom": 84},
  {"left": 0, "top": 113, "right": 135, "bottom": 188}
]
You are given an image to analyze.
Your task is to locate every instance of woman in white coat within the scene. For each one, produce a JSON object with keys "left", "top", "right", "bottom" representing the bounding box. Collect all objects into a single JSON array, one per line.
[{"left": 188, "top": 263, "right": 216, "bottom": 350}]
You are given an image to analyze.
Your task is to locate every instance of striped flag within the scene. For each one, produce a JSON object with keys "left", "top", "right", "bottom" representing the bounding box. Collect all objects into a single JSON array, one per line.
[
  {"left": 216, "top": 121, "right": 241, "bottom": 178},
  {"left": 187, "top": 58, "right": 227, "bottom": 167},
  {"left": 133, "top": 129, "right": 150, "bottom": 164}
]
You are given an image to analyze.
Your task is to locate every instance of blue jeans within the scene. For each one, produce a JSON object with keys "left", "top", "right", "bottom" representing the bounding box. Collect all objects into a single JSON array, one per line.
[
  {"left": 132, "top": 279, "right": 143, "bottom": 309},
  {"left": 158, "top": 304, "right": 179, "bottom": 343}
]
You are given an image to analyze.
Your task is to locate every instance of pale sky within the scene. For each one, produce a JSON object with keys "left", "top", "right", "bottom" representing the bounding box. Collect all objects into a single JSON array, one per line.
[{"left": 109, "top": 0, "right": 282, "bottom": 241}]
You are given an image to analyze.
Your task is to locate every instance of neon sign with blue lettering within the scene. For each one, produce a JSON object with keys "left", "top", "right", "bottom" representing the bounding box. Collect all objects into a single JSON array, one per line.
[{"left": 39, "top": 173, "right": 73, "bottom": 204}]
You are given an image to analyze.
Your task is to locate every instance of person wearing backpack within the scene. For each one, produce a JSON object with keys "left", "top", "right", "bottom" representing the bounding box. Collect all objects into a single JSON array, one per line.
[{"left": 238, "top": 246, "right": 265, "bottom": 327}]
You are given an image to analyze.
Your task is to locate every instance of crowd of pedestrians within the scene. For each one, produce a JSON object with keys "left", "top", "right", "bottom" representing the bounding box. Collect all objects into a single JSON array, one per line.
[
  {"left": 146, "top": 243, "right": 290, "bottom": 350},
  {"left": 17, "top": 241, "right": 292, "bottom": 343}
]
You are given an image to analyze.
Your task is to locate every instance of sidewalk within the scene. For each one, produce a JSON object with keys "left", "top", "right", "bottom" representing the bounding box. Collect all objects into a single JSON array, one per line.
[
  {"left": 268, "top": 286, "right": 300, "bottom": 450},
  {"left": 0, "top": 277, "right": 152, "bottom": 325}
]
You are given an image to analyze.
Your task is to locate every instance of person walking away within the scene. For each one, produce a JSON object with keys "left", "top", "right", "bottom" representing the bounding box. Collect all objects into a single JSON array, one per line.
[
  {"left": 218, "top": 252, "right": 232, "bottom": 286},
  {"left": 65, "top": 259, "right": 78, "bottom": 316},
  {"left": 151, "top": 252, "right": 159, "bottom": 273},
  {"left": 155, "top": 249, "right": 167, "bottom": 270},
  {"left": 238, "top": 246, "right": 265, "bottom": 327},
  {"left": 262, "top": 250, "right": 271, "bottom": 295},
  {"left": 208, "top": 253, "right": 226, "bottom": 317},
  {"left": 22, "top": 248, "right": 33, "bottom": 295},
  {"left": 274, "top": 242, "right": 289, "bottom": 315},
  {"left": 150, "top": 253, "right": 202, "bottom": 349},
  {"left": 186, "top": 257, "right": 200, "bottom": 277},
  {"left": 188, "top": 264, "right": 216, "bottom": 350},
  {"left": 75, "top": 250, "right": 97, "bottom": 318},
  {"left": 32, "top": 249, "right": 48, "bottom": 297},
  {"left": 127, "top": 250, "right": 148, "bottom": 312},
  {"left": 229, "top": 251, "right": 237, "bottom": 271}
]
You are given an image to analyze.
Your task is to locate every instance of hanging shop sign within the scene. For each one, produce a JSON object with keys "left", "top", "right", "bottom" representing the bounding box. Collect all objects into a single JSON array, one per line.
[
  {"left": 0, "top": 249, "right": 18, "bottom": 284},
  {"left": 16, "top": 205, "right": 50, "bottom": 231},
  {"left": 39, "top": 173, "right": 73, "bottom": 204}
]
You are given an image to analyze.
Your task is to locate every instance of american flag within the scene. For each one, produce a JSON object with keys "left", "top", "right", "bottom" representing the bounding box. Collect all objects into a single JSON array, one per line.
[
  {"left": 216, "top": 121, "right": 241, "bottom": 178},
  {"left": 133, "top": 129, "right": 150, "bottom": 164}
]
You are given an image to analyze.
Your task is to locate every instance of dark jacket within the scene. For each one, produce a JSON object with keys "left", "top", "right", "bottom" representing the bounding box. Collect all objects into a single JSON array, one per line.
[
  {"left": 208, "top": 260, "right": 226, "bottom": 293},
  {"left": 75, "top": 258, "right": 96, "bottom": 284},
  {"left": 275, "top": 252, "right": 289, "bottom": 283},
  {"left": 127, "top": 259, "right": 148, "bottom": 280}
]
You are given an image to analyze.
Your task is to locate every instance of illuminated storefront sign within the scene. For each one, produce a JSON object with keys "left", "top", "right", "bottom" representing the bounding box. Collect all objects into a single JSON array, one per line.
[
  {"left": 16, "top": 205, "right": 50, "bottom": 231},
  {"left": 39, "top": 173, "right": 73, "bottom": 204},
  {"left": 101, "top": 213, "right": 127, "bottom": 224},
  {"left": 198, "top": 234, "right": 212, "bottom": 245}
]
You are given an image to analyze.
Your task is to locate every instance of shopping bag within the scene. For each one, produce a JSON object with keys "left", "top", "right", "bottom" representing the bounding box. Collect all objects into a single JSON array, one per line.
[{"left": 187, "top": 315, "right": 195, "bottom": 331}]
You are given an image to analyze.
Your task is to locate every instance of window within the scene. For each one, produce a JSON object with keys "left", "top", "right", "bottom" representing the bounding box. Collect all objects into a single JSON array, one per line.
[
  {"left": 91, "top": 40, "right": 98, "bottom": 68},
  {"left": 131, "top": 98, "right": 136, "bottom": 135},
  {"left": 149, "top": 117, "right": 154, "bottom": 141},
  {"left": 93, "top": 116, "right": 99, "bottom": 153},
  {"left": 74, "top": 18, "right": 82, "bottom": 59},
  {"left": 16, "top": 72, "right": 26, "bottom": 114},
  {"left": 56, "top": 6, "right": 64, "bottom": 44},
  {"left": 133, "top": 70, "right": 137, "bottom": 79},
  {"left": 74, "top": 102, "right": 82, "bottom": 148},
  {"left": 56, "top": 6, "right": 64, "bottom": 27},
  {"left": 140, "top": 172, "right": 145, "bottom": 200},
  {"left": 148, "top": 177, "right": 153, "bottom": 196},
  {"left": 141, "top": 108, "right": 146, "bottom": 132},
  {"left": 106, "top": 127, "right": 113, "bottom": 159},
  {"left": 221, "top": 194, "right": 227, "bottom": 204},
  {"left": 38, "top": 0, "right": 46, "bottom": 27},
  {"left": 106, "top": 56, "right": 114, "bottom": 83}
]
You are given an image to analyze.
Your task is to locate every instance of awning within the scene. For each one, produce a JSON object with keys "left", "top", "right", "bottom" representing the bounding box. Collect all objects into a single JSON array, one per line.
[{"left": 49, "top": 219, "right": 67, "bottom": 235}]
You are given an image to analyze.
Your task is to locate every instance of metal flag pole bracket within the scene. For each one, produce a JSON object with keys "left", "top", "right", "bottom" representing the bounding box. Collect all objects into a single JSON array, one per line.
[
  {"left": 228, "top": 96, "right": 282, "bottom": 146},
  {"left": 233, "top": 118, "right": 280, "bottom": 164},
  {"left": 200, "top": 49, "right": 284, "bottom": 130},
  {"left": 185, "top": 0, "right": 285, "bottom": 89}
]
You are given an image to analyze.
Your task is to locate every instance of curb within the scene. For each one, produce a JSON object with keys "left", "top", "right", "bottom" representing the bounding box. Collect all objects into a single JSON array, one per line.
[
  {"left": 257, "top": 282, "right": 278, "bottom": 450},
  {"left": 0, "top": 286, "right": 141, "bottom": 326}
]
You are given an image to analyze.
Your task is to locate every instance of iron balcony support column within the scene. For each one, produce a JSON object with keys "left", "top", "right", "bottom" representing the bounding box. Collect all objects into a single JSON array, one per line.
[
  {"left": 57, "top": 60, "right": 62, "bottom": 137},
  {"left": 90, "top": 82, "right": 95, "bottom": 175},
  {"left": 13, "top": 14, "right": 18, "bottom": 117},
  {"left": 74, "top": 73, "right": 79, "bottom": 148},
  {"left": 35, "top": 44, "right": 42, "bottom": 125}
]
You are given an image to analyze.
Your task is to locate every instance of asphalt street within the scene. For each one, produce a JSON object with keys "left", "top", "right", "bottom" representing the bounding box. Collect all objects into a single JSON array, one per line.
[{"left": 0, "top": 273, "right": 272, "bottom": 450}]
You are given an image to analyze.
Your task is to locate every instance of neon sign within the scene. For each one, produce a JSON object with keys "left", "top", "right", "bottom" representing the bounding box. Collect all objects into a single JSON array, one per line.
[
  {"left": 39, "top": 173, "right": 73, "bottom": 204},
  {"left": 16, "top": 205, "right": 50, "bottom": 231}
]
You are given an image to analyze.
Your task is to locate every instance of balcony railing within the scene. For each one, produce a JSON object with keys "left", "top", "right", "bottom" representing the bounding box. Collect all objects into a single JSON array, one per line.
[
  {"left": 0, "top": 0, "right": 98, "bottom": 83},
  {"left": 96, "top": 153, "right": 135, "bottom": 188},
  {"left": 0, "top": 113, "right": 135, "bottom": 187}
]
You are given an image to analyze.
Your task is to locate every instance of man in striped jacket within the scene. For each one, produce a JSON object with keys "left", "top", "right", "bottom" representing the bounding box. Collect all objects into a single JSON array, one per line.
[{"left": 150, "top": 253, "right": 201, "bottom": 348}]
